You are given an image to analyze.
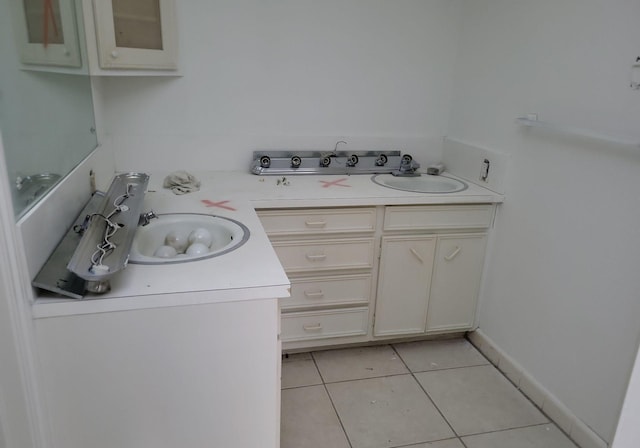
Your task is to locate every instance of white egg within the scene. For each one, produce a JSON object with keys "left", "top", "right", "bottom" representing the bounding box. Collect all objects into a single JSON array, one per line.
[
  {"left": 153, "top": 245, "right": 178, "bottom": 258},
  {"left": 188, "top": 228, "right": 213, "bottom": 248},
  {"left": 165, "top": 229, "right": 190, "bottom": 253},
  {"left": 186, "top": 243, "right": 209, "bottom": 256}
]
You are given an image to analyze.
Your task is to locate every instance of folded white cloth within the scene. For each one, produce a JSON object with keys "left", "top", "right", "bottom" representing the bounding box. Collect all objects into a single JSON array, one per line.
[{"left": 163, "top": 171, "right": 201, "bottom": 195}]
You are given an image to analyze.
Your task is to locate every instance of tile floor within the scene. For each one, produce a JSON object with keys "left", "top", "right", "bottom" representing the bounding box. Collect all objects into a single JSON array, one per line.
[{"left": 281, "top": 338, "right": 578, "bottom": 448}]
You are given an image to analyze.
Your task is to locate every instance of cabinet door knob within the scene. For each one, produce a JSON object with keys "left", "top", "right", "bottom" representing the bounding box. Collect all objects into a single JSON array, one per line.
[
  {"left": 444, "top": 246, "right": 462, "bottom": 261},
  {"left": 305, "top": 253, "right": 327, "bottom": 261},
  {"left": 110, "top": 50, "right": 119, "bottom": 59},
  {"left": 409, "top": 248, "right": 424, "bottom": 263}
]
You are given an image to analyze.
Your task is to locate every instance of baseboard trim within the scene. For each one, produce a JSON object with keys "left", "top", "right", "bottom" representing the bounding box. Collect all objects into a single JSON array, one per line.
[{"left": 467, "top": 329, "right": 608, "bottom": 448}]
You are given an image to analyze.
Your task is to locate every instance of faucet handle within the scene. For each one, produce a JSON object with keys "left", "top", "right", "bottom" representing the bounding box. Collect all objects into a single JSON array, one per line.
[{"left": 139, "top": 210, "right": 158, "bottom": 226}]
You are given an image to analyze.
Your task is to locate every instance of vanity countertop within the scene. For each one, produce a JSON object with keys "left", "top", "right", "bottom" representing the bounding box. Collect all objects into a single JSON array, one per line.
[{"left": 32, "top": 171, "right": 503, "bottom": 318}]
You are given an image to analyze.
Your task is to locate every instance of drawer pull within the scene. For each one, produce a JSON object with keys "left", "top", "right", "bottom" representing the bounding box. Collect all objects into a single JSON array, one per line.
[
  {"left": 303, "top": 323, "right": 323, "bottom": 332},
  {"left": 444, "top": 246, "right": 462, "bottom": 261},
  {"left": 305, "top": 253, "right": 327, "bottom": 261},
  {"left": 305, "top": 220, "right": 327, "bottom": 228},
  {"left": 304, "top": 290, "right": 325, "bottom": 298},
  {"left": 409, "top": 248, "right": 424, "bottom": 263}
]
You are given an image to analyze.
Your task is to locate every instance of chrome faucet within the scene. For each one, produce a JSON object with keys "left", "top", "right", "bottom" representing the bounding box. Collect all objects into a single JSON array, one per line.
[
  {"left": 138, "top": 210, "right": 158, "bottom": 226},
  {"left": 392, "top": 154, "right": 421, "bottom": 177}
]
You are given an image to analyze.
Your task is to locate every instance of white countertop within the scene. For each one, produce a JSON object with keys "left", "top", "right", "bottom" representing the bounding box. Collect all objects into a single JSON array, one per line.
[{"left": 32, "top": 170, "right": 503, "bottom": 318}]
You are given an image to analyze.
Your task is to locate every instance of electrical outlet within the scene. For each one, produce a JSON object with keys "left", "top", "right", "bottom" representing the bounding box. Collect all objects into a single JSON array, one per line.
[{"left": 480, "top": 158, "right": 491, "bottom": 182}]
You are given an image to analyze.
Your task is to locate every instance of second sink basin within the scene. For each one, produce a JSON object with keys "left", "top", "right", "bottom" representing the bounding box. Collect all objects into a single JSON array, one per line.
[
  {"left": 129, "top": 214, "right": 250, "bottom": 265},
  {"left": 371, "top": 174, "right": 468, "bottom": 193}
]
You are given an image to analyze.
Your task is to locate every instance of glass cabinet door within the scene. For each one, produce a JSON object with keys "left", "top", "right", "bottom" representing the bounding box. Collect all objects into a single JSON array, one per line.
[
  {"left": 112, "top": 0, "right": 162, "bottom": 50},
  {"left": 93, "top": 0, "right": 177, "bottom": 70},
  {"left": 10, "top": 0, "right": 82, "bottom": 67}
]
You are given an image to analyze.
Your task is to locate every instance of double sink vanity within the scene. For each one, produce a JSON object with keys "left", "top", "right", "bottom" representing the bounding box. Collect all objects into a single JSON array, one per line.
[{"left": 31, "top": 168, "right": 503, "bottom": 448}]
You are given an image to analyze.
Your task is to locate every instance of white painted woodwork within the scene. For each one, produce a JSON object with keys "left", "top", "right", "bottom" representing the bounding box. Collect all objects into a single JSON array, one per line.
[
  {"left": 374, "top": 235, "right": 436, "bottom": 336},
  {"left": 281, "top": 307, "right": 369, "bottom": 342},
  {"left": 383, "top": 204, "right": 494, "bottom": 231},
  {"left": 257, "top": 207, "right": 376, "bottom": 236},
  {"left": 92, "top": 0, "right": 178, "bottom": 69},
  {"left": 259, "top": 207, "right": 378, "bottom": 346},
  {"left": 282, "top": 274, "right": 371, "bottom": 310},
  {"left": 9, "top": 0, "right": 82, "bottom": 67},
  {"left": 271, "top": 238, "right": 375, "bottom": 274},
  {"left": 34, "top": 298, "right": 280, "bottom": 448},
  {"left": 426, "top": 233, "right": 487, "bottom": 332}
]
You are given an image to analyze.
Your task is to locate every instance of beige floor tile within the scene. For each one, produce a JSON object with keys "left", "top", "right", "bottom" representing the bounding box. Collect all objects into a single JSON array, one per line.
[
  {"left": 326, "top": 375, "right": 454, "bottom": 448},
  {"left": 313, "top": 345, "right": 409, "bottom": 383},
  {"left": 282, "top": 353, "right": 322, "bottom": 389},
  {"left": 393, "top": 338, "right": 489, "bottom": 372},
  {"left": 415, "top": 365, "right": 548, "bottom": 436},
  {"left": 281, "top": 385, "right": 350, "bottom": 448},
  {"left": 462, "top": 423, "right": 578, "bottom": 448},
  {"left": 403, "top": 438, "right": 465, "bottom": 448}
]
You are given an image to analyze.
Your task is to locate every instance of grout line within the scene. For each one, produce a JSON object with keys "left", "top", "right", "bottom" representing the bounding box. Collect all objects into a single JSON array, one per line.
[
  {"left": 281, "top": 382, "right": 323, "bottom": 391},
  {"left": 459, "top": 421, "right": 567, "bottom": 439},
  {"left": 390, "top": 345, "right": 462, "bottom": 440},
  {"left": 402, "top": 362, "right": 492, "bottom": 375},
  {"left": 320, "top": 371, "right": 415, "bottom": 385},
  {"left": 311, "top": 351, "right": 354, "bottom": 448},
  {"left": 463, "top": 335, "right": 580, "bottom": 444},
  {"left": 284, "top": 342, "right": 577, "bottom": 448},
  {"left": 389, "top": 436, "right": 466, "bottom": 448}
]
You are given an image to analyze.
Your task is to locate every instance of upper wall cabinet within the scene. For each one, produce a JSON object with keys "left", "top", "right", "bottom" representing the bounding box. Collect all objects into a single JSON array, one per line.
[
  {"left": 10, "top": 0, "right": 83, "bottom": 68},
  {"left": 9, "top": 0, "right": 179, "bottom": 75},
  {"left": 92, "top": 0, "right": 177, "bottom": 70}
]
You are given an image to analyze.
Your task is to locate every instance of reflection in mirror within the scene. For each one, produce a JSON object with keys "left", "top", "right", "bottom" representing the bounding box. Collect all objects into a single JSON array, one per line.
[
  {"left": 0, "top": 0, "right": 98, "bottom": 219},
  {"left": 24, "top": 0, "right": 65, "bottom": 45}
]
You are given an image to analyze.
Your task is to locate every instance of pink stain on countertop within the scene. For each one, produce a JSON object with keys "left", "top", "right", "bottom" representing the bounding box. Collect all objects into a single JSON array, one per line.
[
  {"left": 319, "top": 178, "right": 351, "bottom": 188},
  {"left": 201, "top": 200, "right": 237, "bottom": 211}
]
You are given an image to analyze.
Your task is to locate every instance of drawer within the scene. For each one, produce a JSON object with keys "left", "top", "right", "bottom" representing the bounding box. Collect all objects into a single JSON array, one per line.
[
  {"left": 281, "top": 274, "right": 372, "bottom": 310},
  {"left": 272, "top": 238, "right": 375, "bottom": 273},
  {"left": 384, "top": 204, "right": 494, "bottom": 231},
  {"left": 281, "top": 307, "right": 369, "bottom": 342},
  {"left": 257, "top": 207, "right": 376, "bottom": 236}
]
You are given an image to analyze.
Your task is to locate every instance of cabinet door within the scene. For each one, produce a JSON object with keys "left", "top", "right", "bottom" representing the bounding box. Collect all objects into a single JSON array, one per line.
[
  {"left": 426, "top": 234, "right": 487, "bottom": 332},
  {"left": 93, "top": 0, "right": 177, "bottom": 69},
  {"left": 10, "top": 0, "right": 82, "bottom": 67},
  {"left": 374, "top": 235, "right": 436, "bottom": 337}
]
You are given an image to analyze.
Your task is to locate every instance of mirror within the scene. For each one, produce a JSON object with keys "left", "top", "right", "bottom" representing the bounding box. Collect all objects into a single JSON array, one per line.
[{"left": 0, "top": 0, "right": 98, "bottom": 219}]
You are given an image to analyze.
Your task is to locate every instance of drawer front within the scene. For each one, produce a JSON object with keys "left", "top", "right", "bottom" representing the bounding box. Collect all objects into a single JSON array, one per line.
[
  {"left": 282, "top": 275, "right": 372, "bottom": 309},
  {"left": 384, "top": 204, "right": 494, "bottom": 231},
  {"left": 281, "top": 308, "right": 369, "bottom": 342},
  {"left": 257, "top": 208, "right": 376, "bottom": 236},
  {"left": 272, "top": 238, "right": 375, "bottom": 273}
]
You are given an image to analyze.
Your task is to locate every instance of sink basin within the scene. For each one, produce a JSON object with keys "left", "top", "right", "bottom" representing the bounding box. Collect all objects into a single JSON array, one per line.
[
  {"left": 129, "top": 214, "right": 250, "bottom": 264},
  {"left": 371, "top": 174, "right": 468, "bottom": 193}
]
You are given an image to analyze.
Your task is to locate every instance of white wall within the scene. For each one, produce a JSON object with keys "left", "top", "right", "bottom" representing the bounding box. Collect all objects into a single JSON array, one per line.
[
  {"left": 100, "top": 0, "right": 462, "bottom": 172},
  {"left": 612, "top": 344, "right": 640, "bottom": 448},
  {"left": 448, "top": 0, "right": 640, "bottom": 443}
]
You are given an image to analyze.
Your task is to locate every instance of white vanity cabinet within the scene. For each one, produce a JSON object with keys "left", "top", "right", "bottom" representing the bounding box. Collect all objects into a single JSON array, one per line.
[
  {"left": 426, "top": 233, "right": 487, "bottom": 332},
  {"left": 9, "top": 0, "right": 83, "bottom": 67},
  {"left": 9, "top": 0, "right": 179, "bottom": 74},
  {"left": 257, "top": 207, "right": 377, "bottom": 349},
  {"left": 34, "top": 298, "right": 281, "bottom": 448},
  {"left": 374, "top": 204, "right": 493, "bottom": 338},
  {"left": 92, "top": 0, "right": 178, "bottom": 70},
  {"left": 374, "top": 235, "right": 436, "bottom": 336}
]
